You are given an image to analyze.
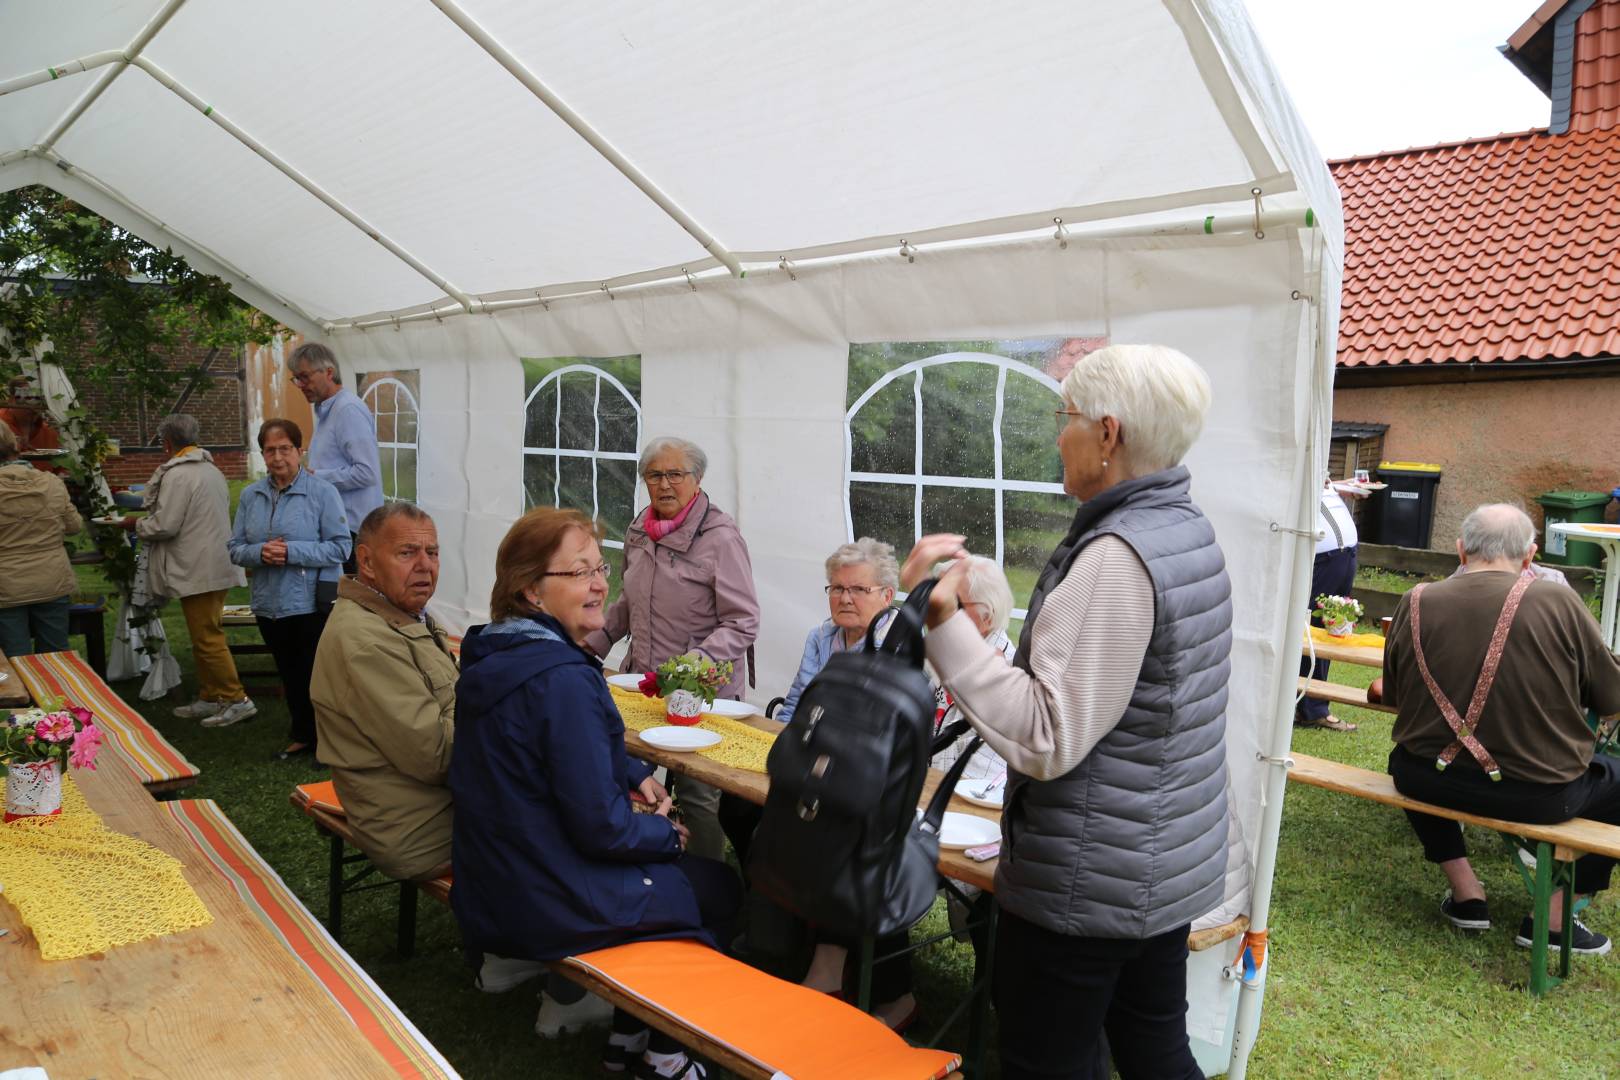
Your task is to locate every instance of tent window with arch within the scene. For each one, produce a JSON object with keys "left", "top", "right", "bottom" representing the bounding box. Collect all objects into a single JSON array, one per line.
[
  {"left": 521, "top": 356, "right": 643, "bottom": 555},
  {"left": 845, "top": 343, "right": 1078, "bottom": 618},
  {"left": 359, "top": 372, "right": 420, "bottom": 503}
]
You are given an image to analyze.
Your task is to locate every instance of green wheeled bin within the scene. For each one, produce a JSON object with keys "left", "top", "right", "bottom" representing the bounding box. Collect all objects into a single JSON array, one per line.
[{"left": 1536, "top": 490, "right": 1611, "bottom": 567}]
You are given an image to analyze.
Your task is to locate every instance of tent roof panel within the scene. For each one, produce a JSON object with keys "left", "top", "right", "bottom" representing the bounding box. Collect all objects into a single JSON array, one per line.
[
  {"left": 144, "top": 0, "right": 710, "bottom": 298},
  {"left": 55, "top": 72, "right": 440, "bottom": 319},
  {"left": 463, "top": 0, "right": 1259, "bottom": 254},
  {"left": 0, "top": 68, "right": 90, "bottom": 152},
  {"left": 0, "top": 0, "right": 151, "bottom": 80}
]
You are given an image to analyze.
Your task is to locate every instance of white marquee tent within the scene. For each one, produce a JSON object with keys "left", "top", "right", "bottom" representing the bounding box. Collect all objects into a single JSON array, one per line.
[{"left": 1, "top": 1, "right": 1341, "bottom": 1074}]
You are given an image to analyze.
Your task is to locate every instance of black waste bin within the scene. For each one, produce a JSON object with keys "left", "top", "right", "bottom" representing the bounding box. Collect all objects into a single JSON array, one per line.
[{"left": 1367, "top": 462, "right": 1443, "bottom": 549}]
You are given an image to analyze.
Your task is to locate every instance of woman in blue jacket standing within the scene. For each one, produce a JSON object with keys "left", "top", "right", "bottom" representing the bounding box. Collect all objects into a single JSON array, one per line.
[
  {"left": 228, "top": 420, "right": 349, "bottom": 761},
  {"left": 451, "top": 506, "right": 740, "bottom": 1080}
]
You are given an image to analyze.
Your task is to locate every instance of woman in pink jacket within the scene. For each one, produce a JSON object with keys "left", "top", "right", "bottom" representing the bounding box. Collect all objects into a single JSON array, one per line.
[{"left": 586, "top": 436, "right": 761, "bottom": 860}]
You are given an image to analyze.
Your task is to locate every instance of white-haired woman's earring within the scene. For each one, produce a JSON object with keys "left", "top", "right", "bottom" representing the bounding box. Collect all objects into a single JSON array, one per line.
[{"left": 1102, "top": 459, "right": 1109, "bottom": 468}]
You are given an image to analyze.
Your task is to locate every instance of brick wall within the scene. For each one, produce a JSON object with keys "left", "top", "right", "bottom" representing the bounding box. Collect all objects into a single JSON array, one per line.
[
  {"left": 101, "top": 447, "right": 248, "bottom": 486},
  {"left": 71, "top": 334, "right": 247, "bottom": 455}
]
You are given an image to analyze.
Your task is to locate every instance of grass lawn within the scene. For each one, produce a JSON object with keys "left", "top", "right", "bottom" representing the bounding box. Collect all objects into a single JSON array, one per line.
[{"left": 44, "top": 542, "right": 1620, "bottom": 1079}]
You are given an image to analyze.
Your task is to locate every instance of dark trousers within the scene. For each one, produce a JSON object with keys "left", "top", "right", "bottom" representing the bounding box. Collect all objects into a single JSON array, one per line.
[
  {"left": 993, "top": 910, "right": 1201, "bottom": 1080},
  {"left": 1390, "top": 745, "right": 1620, "bottom": 892},
  {"left": 343, "top": 533, "right": 359, "bottom": 576},
  {"left": 1298, "top": 544, "right": 1358, "bottom": 721},
  {"left": 609, "top": 854, "right": 744, "bottom": 1053},
  {"left": 0, "top": 595, "right": 70, "bottom": 656},
  {"left": 256, "top": 606, "right": 330, "bottom": 746}
]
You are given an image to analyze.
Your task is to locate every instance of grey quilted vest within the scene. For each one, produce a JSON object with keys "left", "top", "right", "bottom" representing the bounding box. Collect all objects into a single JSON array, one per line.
[{"left": 996, "top": 465, "right": 1232, "bottom": 939}]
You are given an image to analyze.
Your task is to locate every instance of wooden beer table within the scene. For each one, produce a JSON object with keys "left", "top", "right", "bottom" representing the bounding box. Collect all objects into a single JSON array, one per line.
[{"left": 0, "top": 755, "right": 399, "bottom": 1077}]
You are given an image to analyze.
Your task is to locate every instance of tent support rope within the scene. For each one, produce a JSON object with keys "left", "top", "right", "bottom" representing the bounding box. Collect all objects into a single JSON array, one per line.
[{"left": 425, "top": 0, "right": 745, "bottom": 280}]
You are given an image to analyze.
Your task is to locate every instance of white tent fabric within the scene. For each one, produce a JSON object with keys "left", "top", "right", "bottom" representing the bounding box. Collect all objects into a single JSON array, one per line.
[{"left": 1, "top": 3, "right": 1341, "bottom": 1075}]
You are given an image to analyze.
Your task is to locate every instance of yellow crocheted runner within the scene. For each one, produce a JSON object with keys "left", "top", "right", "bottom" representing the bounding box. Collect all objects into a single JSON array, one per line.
[
  {"left": 1307, "top": 625, "right": 1387, "bottom": 650},
  {"left": 0, "top": 775, "right": 212, "bottom": 960},
  {"left": 610, "top": 687, "right": 777, "bottom": 774}
]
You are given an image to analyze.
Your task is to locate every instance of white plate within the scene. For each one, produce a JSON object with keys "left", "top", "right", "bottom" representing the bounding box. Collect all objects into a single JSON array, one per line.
[
  {"left": 918, "top": 810, "right": 1001, "bottom": 850},
  {"left": 89, "top": 516, "right": 126, "bottom": 526},
  {"left": 954, "top": 777, "right": 1005, "bottom": 809},
  {"left": 607, "top": 673, "right": 646, "bottom": 691},
  {"left": 704, "top": 698, "right": 762, "bottom": 718},
  {"left": 638, "top": 726, "right": 722, "bottom": 752}
]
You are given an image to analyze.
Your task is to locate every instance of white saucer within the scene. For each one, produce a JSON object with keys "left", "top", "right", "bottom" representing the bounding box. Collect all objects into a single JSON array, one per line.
[
  {"left": 606, "top": 673, "right": 644, "bottom": 691},
  {"left": 937, "top": 811, "right": 1000, "bottom": 850},
  {"left": 918, "top": 809, "right": 1002, "bottom": 849},
  {"left": 639, "top": 726, "right": 722, "bottom": 752},
  {"left": 954, "top": 778, "right": 1005, "bottom": 809},
  {"left": 705, "top": 698, "right": 762, "bottom": 718}
]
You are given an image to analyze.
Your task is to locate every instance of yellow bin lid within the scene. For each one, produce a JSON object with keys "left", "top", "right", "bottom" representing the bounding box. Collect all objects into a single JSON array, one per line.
[{"left": 1378, "top": 461, "right": 1442, "bottom": 473}]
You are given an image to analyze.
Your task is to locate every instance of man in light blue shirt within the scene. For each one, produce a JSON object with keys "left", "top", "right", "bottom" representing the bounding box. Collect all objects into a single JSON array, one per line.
[{"left": 289, "top": 342, "right": 382, "bottom": 571}]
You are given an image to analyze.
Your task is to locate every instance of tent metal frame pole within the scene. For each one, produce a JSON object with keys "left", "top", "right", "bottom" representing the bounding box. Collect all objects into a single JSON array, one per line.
[
  {"left": 426, "top": 0, "right": 745, "bottom": 280},
  {"left": 36, "top": 0, "right": 191, "bottom": 151},
  {"left": 0, "top": 51, "right": 125, "bottom": 99},
  {"left": 1226, "top": 243, "right": 1330, "bottom": 1080},
  {"left": 19, "top": 149, "right": 326, "bottom": 339},
  {"left": 324, "top": 206, "right": 1316, "bottom": 332},
  {"left": 128, "top": 56, "right": 476, "bottom": 313}
]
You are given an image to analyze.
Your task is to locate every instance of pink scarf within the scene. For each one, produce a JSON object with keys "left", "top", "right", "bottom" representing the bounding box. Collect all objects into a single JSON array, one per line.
[{"left": 644, "top": 493, "right": 699, "bottom": 542}]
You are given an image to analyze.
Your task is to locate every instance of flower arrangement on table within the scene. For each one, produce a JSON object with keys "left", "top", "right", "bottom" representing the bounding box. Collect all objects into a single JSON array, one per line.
[
  {"left": 1314, "top": 594, "right": 1363, "bottom": 637},
  {"left": 2, "top": 695, "right": 103, "bottom": 821},
  {"left": 638, "top": 653, "right": 735, "bottom": 726}
]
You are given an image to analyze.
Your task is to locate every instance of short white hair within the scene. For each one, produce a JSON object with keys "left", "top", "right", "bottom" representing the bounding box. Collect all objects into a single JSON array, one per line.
[
  {"left": 1460, "top": 504, "right": 1534, "bottom": 562},
  {"left": 959, "top": 556, "right": 1014, "bottom": 634},
  {"left": 1060, "top": 344, "right": 1212, "bottom": 475},
  {"left": 825, "top": 537, "right": 899, "bottom": 590},
  {"left": 638, "top": 436, "right": 707, "bottom": 482}
]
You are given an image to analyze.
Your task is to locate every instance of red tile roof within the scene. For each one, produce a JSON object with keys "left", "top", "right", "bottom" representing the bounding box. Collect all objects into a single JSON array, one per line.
[
  {"left": 1332, "top": 125, "right": 1620, "bottom": 367},
  {"left": 1571, "top": 0, "right": 1620, "bottom": 132}
]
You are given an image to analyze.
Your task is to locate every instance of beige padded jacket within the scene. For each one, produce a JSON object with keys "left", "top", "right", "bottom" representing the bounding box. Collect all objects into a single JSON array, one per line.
[{"left": 0, "top": 460, "right": 81, "bottom": 607}]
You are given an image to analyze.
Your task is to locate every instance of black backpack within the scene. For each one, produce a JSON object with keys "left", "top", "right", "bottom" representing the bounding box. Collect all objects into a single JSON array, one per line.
[{"left": 749, "top": 581, "right": 981, "bottom": 939}]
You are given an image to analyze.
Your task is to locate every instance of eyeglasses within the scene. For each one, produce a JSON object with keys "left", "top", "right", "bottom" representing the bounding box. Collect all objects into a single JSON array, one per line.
[
  {"left": 542, "top": 563, "right": 613, "bottom": 582},
  {"left": 643, "top": 469, "right": 692, "bottom": 486},
  {"left": 825, "top": 585, "right": 886, "bottom": 598},
  {"left": 290, "top": 371, "right": 313, "bottom": 386}
]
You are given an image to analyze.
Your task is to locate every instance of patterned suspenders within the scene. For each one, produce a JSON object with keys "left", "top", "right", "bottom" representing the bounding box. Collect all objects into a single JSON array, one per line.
[{"left": 1407, "top": 573, "right": 1534, "bottom": 781}]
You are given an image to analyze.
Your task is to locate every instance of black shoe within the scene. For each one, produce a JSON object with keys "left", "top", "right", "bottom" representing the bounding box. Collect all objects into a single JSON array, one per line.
[
  {"left": 271, "top": 745, "right": 316, "bottom": 763},
  {"left": 1440, "top": 892, "right": 1490, "bottom": 931},
  {"left": 1515, "top": 915, "right": 1612, "bottom": 956}
]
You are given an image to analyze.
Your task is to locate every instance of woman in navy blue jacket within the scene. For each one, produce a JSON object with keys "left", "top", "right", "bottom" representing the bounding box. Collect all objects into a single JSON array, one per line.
[{"left": 451, "top": 507, "right": 740, "bottom": 1080}]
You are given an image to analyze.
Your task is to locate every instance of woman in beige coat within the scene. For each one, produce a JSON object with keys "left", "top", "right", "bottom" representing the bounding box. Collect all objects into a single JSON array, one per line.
[
  {"left": 0, "top": 418, "right": 81, "bottom": 655},
  {"left": 123, "top": 414, "right": 254, "bottom": 727}
]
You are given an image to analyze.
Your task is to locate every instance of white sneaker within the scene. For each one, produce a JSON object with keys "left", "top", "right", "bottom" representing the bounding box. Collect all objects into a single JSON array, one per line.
[
  {"left": 201, "top": 699, "right": 257, "bottom": 728},
  {"left": 173, "top": 699, "right": 223, "bottom": 720},
  {"left": 534, "top": 989, "right": 614, "bottom": 1038},
  {"left": 477, "top": 954, "right": 547, "bottom": 993}
]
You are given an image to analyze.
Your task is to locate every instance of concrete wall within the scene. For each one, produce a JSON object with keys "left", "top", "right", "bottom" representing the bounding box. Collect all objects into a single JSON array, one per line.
[{"left": 1335, "top": 372, "right": 1620, "bottom": 550}]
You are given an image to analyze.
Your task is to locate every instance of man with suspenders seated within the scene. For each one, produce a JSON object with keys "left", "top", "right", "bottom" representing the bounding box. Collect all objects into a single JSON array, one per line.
[{"left": 1378, "top": 504, "right": 1620, "bottom": 955}]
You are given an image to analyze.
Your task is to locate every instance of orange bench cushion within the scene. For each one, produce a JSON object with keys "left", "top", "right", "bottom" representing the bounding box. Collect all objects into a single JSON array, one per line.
[
  {"left": 293, "top": 779, "right": 346, "bottom": 816},
  {"left": 13, "top": 651, "right": 198, "bottom": 787},
  {"left": 563, "top": 940, "right": 961, "bottom": 1080},
  {"left": 166, "top": 798, "right": 456, "bottom": 1079}
]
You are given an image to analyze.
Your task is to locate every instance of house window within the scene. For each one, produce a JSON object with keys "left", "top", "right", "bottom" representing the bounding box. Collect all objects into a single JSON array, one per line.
[
  {"left": 522, "top": 356, "right": 642, "bottom": 560},
  {"left": 358, "top": 371, "right": 419, "bottom": 503},
  {"left": 846, "top": 340, "right": 1099, "bottom": 619}
]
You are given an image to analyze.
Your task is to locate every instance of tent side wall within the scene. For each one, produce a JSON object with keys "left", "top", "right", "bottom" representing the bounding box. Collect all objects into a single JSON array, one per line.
[{"left": 330, "top": 229, "right": 1327, "bottom": 1071}]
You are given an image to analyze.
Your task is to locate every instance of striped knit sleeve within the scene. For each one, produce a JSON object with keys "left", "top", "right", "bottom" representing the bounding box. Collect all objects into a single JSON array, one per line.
[{"left": 925, "top": 535, "right": 1153, "bottom": 780}]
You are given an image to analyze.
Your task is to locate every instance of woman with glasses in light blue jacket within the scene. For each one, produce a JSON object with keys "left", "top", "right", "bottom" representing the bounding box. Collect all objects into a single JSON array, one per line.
[{"left": 228, "top": 419, "right": 350, "bottom": 762}]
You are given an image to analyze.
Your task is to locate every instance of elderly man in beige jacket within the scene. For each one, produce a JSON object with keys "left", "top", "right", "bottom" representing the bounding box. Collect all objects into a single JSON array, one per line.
[
  {"left": 311, "top": 502, "right": 457, "bottom": 882},
  {"left": 125, "top": 414, "right": 252, "bottom": 726}
]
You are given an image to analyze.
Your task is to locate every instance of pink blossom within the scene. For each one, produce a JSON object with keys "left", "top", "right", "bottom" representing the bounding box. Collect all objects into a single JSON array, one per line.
[
  {"left": 638, "top": 671, "right": 660, "bottom": 697},
  {"left": 68, "top": 705, "right": 93, "bottom": 726},
  {"left": 34, "top": 712, "right": 76, "bottom": 743},
  {"left": 69, "top": 723, "right": 102, "bottom": 770}
]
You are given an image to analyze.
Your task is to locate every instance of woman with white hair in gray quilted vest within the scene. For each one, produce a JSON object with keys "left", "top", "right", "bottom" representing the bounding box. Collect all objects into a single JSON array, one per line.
[{"left": 902, "top": 344, "right": 1233, "bottom": 1080}]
